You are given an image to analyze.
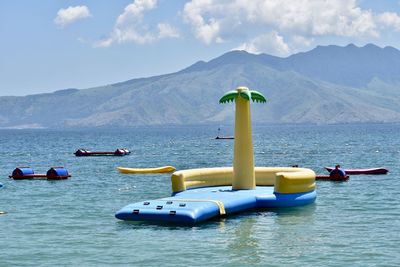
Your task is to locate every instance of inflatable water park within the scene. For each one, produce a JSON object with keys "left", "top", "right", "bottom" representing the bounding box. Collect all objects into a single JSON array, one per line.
[{"left": 115, "top": 86, "right": 317, "bottom": 224}]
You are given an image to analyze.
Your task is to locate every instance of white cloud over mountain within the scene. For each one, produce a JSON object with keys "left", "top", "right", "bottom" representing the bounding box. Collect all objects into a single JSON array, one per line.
[
  {"left": 97, "top": 0, "right": 179, "bottom": 47},
  {"left": 182, "top": 0, "right": 400, "bottom": 55},
  {"left": 234, "top": 31, "right": 290, "bottom": 56},
  {"left": 377, "top": 12, "right": 400, "bottom": 31},
  {"left": 89, "top": 0, "right": 400, "bottom": 55}
]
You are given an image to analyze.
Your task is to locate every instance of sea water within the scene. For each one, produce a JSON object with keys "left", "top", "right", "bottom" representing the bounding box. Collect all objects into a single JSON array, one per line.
[{"left": 0, "top": 124, "right": 399, "bottom": 266}]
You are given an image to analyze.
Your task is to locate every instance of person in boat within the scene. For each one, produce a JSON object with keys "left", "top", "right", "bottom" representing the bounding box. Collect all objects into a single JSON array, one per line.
[{"left": 329, "top": 164, "right": 346, "bottom": 179}]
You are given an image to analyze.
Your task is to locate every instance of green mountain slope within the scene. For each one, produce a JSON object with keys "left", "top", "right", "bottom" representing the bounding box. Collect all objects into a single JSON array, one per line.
[{"left": 1, "top": 44, "right": 400, "bottom": 128}]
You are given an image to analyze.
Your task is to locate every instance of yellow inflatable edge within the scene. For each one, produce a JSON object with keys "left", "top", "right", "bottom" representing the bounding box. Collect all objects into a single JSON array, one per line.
[
  {"left": 171, "top": 167, "right": 315, "bottom": 194},
  {"left": 118, "top": 166, "right": 176, "bottom": 174}
]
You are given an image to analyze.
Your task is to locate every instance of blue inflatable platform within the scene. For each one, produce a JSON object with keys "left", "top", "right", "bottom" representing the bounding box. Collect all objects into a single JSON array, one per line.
[{"left": 115, "top": 186, "right": 316, "bottom": 224}]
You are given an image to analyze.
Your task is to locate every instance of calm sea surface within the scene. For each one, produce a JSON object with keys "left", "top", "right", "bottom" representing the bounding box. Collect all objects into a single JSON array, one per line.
[{"left": 1, "top": 124, "right": 399, "bottom": 266}]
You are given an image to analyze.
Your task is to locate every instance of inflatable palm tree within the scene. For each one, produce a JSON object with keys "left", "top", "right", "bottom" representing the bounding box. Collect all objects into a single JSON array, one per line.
[{"left": 219, "top": 86, "right": 267, "bottom": 190}]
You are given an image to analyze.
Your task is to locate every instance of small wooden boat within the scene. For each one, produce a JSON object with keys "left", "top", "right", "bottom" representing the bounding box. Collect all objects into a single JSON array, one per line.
[
  {"left": 215, "top": 136, "right": 234, "bottom": 140},
  {"left": 215, "top": 127, "right": 234, "bottom": 139},
  {"left": 74, "top": 148, "right": 130, "bottom": 157},
  {"left": 316, "top": 174, "right": 349, "bottom": 181},
  {"left": 117, "top": 166, "right": 176, "bottom": 174},
  {"left": 325, "top": 167, "right": 388, "bottom": 175}
]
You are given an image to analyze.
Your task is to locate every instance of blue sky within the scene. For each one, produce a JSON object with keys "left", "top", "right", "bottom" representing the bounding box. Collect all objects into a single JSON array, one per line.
[{"left": 1, "top": 0, "right": 400, "bottom": 96}]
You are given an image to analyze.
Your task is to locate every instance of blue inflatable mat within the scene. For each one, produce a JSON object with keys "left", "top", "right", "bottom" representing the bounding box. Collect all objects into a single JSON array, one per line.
[{"left": 115, "top": 186, "right": 316, "bottom": 224}]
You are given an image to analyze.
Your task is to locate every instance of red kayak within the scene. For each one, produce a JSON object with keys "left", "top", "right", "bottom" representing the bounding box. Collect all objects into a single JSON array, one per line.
[
  {"left": 316, "top": 174, "right": 349, "bottom": 181},
  {"left": 325, "top": 167, "right": 388, "bottom": 175}
]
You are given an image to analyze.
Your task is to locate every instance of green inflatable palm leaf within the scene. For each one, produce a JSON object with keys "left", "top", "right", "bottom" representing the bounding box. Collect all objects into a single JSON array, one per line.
[
  {"left": 219, "top": 90, "right": 238, "bottom": 103},
  {"left": 220, "top": 88, "right": 267, "bottom": 104},
  {"left": 239, "top": 89, "right": 251, "bottom": 101},
  {"left": 250, "top": 90, "right": 267, "bottom": 103}
]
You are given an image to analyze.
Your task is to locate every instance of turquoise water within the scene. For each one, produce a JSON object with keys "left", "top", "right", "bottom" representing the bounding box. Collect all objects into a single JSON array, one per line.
[{"left": 1, "top": 124, "right": 399, "bottom": 266}]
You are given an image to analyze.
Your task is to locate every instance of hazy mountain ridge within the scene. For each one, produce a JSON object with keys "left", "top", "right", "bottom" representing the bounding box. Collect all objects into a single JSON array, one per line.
[{"left": 1, "top": 43, "right": 400, "bottom": 128}]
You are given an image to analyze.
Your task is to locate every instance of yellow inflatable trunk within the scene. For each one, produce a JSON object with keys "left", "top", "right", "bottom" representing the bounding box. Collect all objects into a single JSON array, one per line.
[{"left": 233, "top": 89, "right": 255, "bottom": 189}]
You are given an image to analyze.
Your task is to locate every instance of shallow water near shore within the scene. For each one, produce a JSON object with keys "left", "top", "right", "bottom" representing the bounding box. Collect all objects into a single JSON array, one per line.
[{"left": 1, "top": 124, "right": 399, "bottom": 266}]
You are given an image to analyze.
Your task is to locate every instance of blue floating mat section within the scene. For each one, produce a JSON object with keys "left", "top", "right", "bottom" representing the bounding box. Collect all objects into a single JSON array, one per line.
[{"left": 115, "top": 186, "right": 316, "bottom": 224}]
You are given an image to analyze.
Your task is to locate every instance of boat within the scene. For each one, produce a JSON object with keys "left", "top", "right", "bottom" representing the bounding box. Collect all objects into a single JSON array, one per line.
[
  {"left": 74, "top": 148, "right": 130, "bottom": 157},
  {"left": 325, "top": 167, "right": 388, "bottom": 175},
  {"left": 215, "top": 127, "right": 234, "bottom": 139},
  {"left": 316, "top": 174, "right": 349, "bottom": 181},
  {"left": 215, "top": 136, "right": 234, "bottom": 140},
  {"left": 117, "top": 166, "right": 176, "bottom": 174}
]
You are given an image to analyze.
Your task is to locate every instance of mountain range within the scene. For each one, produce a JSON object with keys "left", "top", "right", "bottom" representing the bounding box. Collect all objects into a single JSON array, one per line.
[{"left": 1, "top": 43, "right": 400, "bottom": 128}]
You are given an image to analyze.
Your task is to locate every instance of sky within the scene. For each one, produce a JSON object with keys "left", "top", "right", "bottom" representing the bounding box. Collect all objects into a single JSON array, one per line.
[{"left": 1, "top": 0, "right": 400, "bottom": 96}]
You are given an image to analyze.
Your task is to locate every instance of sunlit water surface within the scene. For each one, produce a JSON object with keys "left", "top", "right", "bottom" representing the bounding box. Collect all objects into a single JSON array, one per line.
[{"left": 1, "top": 124, "right": 399, "bottom": 266}]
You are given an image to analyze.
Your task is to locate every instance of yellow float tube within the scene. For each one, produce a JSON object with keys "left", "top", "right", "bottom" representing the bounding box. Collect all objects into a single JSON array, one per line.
[
  {"left": 117, "top": 166, "right": 176, "bottom": 174},
  {"left": 171, "top": 167, "right": 315, "bottom": 194}
]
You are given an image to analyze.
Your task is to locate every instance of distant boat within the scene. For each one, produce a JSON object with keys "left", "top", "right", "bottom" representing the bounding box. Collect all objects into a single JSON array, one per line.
[
  {"left": 215, "top": 136, "right": 234, "bottom": 140},
  {"left": 215, "top": 127, "right": 234, "bottom": 140},
  {"left": 74, "top": 148, "right": 130, "bottom": 156},
  {"left": 325, "top": 167, "right": 388, "bottom": 175}
]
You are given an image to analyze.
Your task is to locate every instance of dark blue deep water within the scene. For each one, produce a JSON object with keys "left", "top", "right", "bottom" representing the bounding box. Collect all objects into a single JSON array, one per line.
[{"left": 1, "top": 124, "right": 399, "bottom": 266}]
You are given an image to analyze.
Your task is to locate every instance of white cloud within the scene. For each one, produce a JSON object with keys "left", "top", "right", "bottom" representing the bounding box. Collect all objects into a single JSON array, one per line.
[
  {"left": 235, "top": 31, "right": 290, "bottom": 56},
  {"left": 377, "top": 12, "right": 400, "bottom": 31},
  {"left": 54, "top": 6, "right": 91, "bottom": 27},
  {"left": 291, "top": 35, "right": 314, "bottom": 48},
  {"left": 183, "top": 0, "right": 400, "bottom": 55},
  {"left": 116, "top": 0, "right": 157, "bottom": 26},
  {"left": 96, "top": 0, "right": 179, "bottom": 47},
  {"left": 158, "top": 23, "right": 180, "bottom": 38}
]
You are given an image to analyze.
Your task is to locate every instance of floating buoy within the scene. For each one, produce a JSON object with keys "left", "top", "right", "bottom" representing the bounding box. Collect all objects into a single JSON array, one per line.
[
  {"left": 9, "top": 166, "right": 71, "bottom": 180},
  {"left": 9, "top": 166, "right": 38, "bottom": 179},
  {"left": 46, "top": 167, "right": 71, "bottom": 180},
  {"left": 74, "top": 148, "right": 130, "bottom": 156}
]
